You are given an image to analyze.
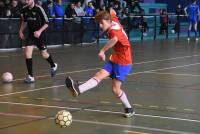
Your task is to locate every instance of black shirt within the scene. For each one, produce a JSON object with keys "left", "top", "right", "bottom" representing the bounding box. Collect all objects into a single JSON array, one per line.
[{"left": 21, "top": 4, "right": 49, "bottom": 33}]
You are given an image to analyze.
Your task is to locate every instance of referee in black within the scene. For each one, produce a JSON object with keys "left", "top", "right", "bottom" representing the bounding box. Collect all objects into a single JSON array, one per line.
[{"left": 19, "top": 0, "right": 57, "bottom": 83}]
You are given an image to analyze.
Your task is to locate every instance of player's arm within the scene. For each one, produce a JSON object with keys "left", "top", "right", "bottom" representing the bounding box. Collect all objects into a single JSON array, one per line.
[
  {"left": 98, "top": 36, "right": 118, "bottom": 61},
  {"left": 19, "top": 14, "right": 27, "bottom": 40},
  {"left": 184, "top": 6, "right": 188, "bottom": 16},
  {"left": 34, "top": 6, "right": 49, "bottom": 38}
]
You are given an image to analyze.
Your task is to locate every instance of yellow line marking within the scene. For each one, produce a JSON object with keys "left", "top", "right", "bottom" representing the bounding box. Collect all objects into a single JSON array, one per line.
[
  {"left": 124, "top": 130, "right": 151, "bottom": 134},
  {"left": 149, "top": 105, "right": 159, "bottom": 108},
  {"left": 133, "top": 104, "right": 143, "bottom": 107},
  {"left": 184, "top": 109, "right": 194, "bottom": 112},
  {"left": 35, "top": 98, "right": 45, "bottom": 100},
  {"left": 20, "top": 96, "right": 29, "bottom": 99},
  {"left": 100, "top": 101, "right": 110, "bottom": 104},
  {"left": 166, "top": 107, "right": 177, "bottom": 110},
  {"left": 116, "top": 103, "right": 122, "bottom": 105}
]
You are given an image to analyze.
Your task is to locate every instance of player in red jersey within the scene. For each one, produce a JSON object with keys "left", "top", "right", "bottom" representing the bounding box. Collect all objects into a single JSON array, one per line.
[{"left": 65, "top": 9, "right": 134, "bottom": 118}]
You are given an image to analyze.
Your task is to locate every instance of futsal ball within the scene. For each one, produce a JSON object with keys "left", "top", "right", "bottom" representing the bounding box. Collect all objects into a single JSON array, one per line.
[
  {"left": 55, "top": 110, "right": 72, "bottom": 128},
  {"left": 1, "top": 72, "right": 13, "bottom": 83}
]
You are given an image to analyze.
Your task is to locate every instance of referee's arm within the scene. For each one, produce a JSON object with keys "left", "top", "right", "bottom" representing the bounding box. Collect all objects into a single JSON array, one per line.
[
  {"left": 37, "top": 6, "right": 49, "bottom": 33},
  {"left": 19, "top": 13, "right": 27, "bottom": 40}
]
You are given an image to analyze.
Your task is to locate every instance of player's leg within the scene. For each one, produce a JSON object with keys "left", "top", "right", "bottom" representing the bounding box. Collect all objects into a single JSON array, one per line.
[
  {"left": 24, "top": 45, "right": 35, "bottom": 83},
  {"left": 40, "top": 49, "right": 57, "bottom": 77},
  {"left": 112, "top": 79, "right": 134, "bottom": 118},
  {"left": 65, "top": 69, "right": 110, "bottom": 97},
  {"left": 188, "top": 22, "right": 192, "bottom": 40},
  {"left": 37, "top": 34, "right": 57, "bottom": 77},
  {"left": 194, "top": 22, "right": 198, "bottom": 40},
  {"left": 65, "top": 61, "right": 113, "bottom": 97}
]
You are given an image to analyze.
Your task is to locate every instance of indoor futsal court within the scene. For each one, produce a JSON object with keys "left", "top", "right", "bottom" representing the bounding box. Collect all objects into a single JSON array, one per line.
[
  {"left": 1, "top": 0, "right": 200, "bottom": 134},
  {"left": 0, "top": 39, "right": 200, "bottom": 134}
]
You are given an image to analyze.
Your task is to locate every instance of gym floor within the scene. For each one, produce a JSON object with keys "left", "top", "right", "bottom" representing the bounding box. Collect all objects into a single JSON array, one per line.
[{"left": 0, "top": 38, "right": 200, "bottom": 134}]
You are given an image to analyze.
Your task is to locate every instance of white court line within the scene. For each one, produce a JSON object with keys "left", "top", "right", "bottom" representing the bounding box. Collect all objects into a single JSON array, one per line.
[
  {"left": 0, "top": 85, "right": 65, "bottom": 97},
  {"left": 13, "top": 68, "right": 101, "bottom": 82},
  {"left": 0, "top": 55, "right": 9, "bottom": 58},
  {"left": 0, "top": 101, "right": 200, "bottom": 124},
  {"left": 12, "top": 54, "right": 200, "bottom": 82},
  {"left": 1, "top": 62, "right": 200, "bottom": 97},
  {"left": 128, "top": 62, "right": 200, "bottom": 75},
  {"left": 133, "top": 54, "right": 200, "bottom": 65},
  {"left": 144, "top": 72, "right": 200, "bottom": 77},
  {"left": 0, "top": 112, "right": 195, "bottom": 134}
]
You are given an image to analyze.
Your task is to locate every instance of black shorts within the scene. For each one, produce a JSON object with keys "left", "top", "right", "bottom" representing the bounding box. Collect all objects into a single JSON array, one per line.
[{"left": 25, "top": 33, "right": 47, "bottom": 51}]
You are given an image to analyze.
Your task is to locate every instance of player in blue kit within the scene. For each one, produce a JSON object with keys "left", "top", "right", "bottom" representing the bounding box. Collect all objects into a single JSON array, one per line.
[{"left": 184, "top": 0, "right": 200, "bottom": 41}]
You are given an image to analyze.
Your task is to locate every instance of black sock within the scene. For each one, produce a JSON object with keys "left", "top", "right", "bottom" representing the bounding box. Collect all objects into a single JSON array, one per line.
[
  {"left": 26, "top": 58, "right": 33, "bottom": 77},
  {"left": 46, "top": 55, "right": 55, "bottom": 68}
]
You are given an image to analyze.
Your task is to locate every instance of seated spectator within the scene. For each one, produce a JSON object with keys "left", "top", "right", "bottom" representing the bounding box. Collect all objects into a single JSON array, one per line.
[
  {"left": 65, "top": 2, "right": 77, "bottom": 18},
  {"left": 10, "top": 0, "right": 21, "bottom": 18}
]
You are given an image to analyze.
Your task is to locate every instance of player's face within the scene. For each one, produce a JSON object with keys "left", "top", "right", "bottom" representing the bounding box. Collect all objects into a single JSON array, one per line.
[
  {"left": 99, "top": 20, "right": 111, "bottom": 32},
  {"left": 25, "top": 0, "right": 33, "bottom": 7}
]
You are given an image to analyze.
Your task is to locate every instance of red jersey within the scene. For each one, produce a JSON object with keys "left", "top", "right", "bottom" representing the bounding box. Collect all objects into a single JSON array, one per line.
[{"left": 107, "top": 13, "right": 132, "bottom": 65}]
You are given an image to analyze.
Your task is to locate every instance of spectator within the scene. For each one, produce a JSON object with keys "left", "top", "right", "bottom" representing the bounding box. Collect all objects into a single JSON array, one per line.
[
  {"left": 53, "top": 0, "right": 64, "bottom": 30},
  {"left": 119, "top": 0, "right": 126, "bottom": 9},
  {"left": 121, "top": 6, "right": 130, "bottom": 22},
  {"left": 75, "top": 1, "right": 85, "bottom": 17},
  {"left": 74, "top": 1, "right": 84, "bottom": 24},
  {"left": 0, "top": 1, "right": 6, "bottom": 17},
  {"left": 139, "top": 9, "right": 148, "bottom": 36},
  {"left": 42, "top": 0, "right": 54, "bottom": 17},
  {"left": 37, "top": 0, "right": 43, "bottom": 6},
  {"left": 65, "top": 2, "right": 76, "bottom": 18},
  {"left": 83, "top": 0, "right": 93, "bottom": 9},
  {"left": 172, "top": 3, "right": 184, "bottom": 33},
  {"left": 160, "top": 9, "right": 168, "bottom": 34},
  {"left": 10, "top": 0, "right": 21, "bottom": 18},
  {"left": 130, "top": 0, "right": 142, "bottom": 14},
  {"left": 84, "top": 2, "right": 94, "bottom": 17},
  {"left": 113, "top": 0, "right": 121, "bottom": 17},
  {"left": 53, "top": 0, "right": 64, "bottom": 18}
]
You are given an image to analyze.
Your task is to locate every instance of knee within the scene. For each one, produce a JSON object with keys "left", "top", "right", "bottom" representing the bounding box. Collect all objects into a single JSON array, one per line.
[
  {"left": 24, "top": 50, "right": 32, "bottom": 59},
  {"left": 112, "top": 85, "right": 121, "bottom": 97},
  {"left": 41, "top": 51, "right": 49, "bottom": 59}
]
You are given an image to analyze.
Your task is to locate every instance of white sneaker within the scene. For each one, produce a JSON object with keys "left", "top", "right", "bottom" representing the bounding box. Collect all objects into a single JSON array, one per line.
[
  {"left": 51, "top": 63, "right": 58, "bottom": 77},
  {"left": 24, "top": 75, "right": 35, "bottom": 83},
  {"left": 196, "top": 38, "right": 199, "bottom": 41},
  {"left": 187, "top": 38, "right": 190, "bottom": 41}
]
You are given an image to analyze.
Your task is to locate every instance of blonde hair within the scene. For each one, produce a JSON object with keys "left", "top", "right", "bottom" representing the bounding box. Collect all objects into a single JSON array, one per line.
[{"left": 95, "top": 11, "right": 111, "bottom": 23}]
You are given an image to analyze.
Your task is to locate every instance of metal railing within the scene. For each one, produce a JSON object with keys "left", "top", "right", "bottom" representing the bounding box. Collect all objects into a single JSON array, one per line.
[{"left": 0, "top": 14, "right": 192, "bottom": 49}]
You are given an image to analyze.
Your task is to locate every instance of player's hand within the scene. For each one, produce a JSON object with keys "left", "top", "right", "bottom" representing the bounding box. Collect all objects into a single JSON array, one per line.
[
  {"left": 19, "top": 31, "right": 25, "bottom": 40},
  {"left": 34, "top": 31, "right": 41, "bottom": 38},
  {"left": 98, "top": 51, "right": 106, "bottom": 61}
]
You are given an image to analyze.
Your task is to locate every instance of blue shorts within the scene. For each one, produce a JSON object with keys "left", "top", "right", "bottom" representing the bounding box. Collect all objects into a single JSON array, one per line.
[
  {"left": 189, "top": 18, "right": 197, "bottom": 24},
  {"left": 103, "top": 61, "right": 132, "bottom": 82}
]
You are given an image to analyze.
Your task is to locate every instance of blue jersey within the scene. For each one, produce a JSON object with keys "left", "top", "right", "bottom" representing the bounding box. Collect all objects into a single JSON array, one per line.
[{"left": 186, "top": 3, "right": 199, "bottom": 22}]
